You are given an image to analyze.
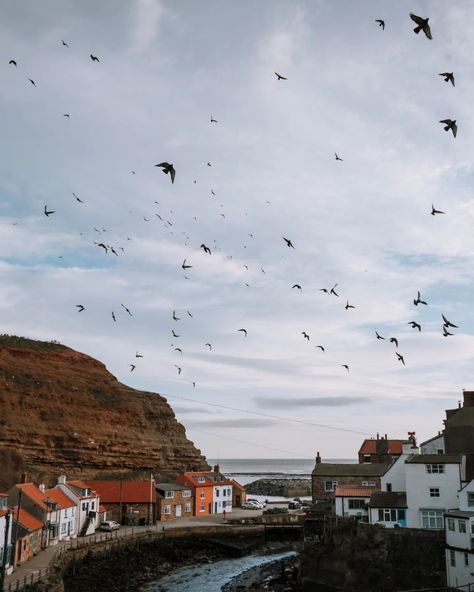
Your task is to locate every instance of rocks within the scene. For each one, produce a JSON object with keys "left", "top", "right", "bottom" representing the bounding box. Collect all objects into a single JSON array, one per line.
[
  {"left": 245, "top": 479, "right": 311, "bottom": 498},
  {"left": 0, "top": 335, "right": 208, "bottom": 487}
]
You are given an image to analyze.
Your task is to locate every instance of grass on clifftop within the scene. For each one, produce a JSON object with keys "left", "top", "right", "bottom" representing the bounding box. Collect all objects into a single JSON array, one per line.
[{"left": 0, "top": 334, "right": 66, "bottom": 351}]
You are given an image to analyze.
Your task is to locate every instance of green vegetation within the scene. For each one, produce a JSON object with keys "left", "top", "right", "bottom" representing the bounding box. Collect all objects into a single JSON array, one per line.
[{"left": 0, "top": 334, "right": 66, "bottom": 351}]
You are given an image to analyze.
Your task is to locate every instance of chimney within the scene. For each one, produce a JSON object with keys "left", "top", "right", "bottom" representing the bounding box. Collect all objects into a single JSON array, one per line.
[
  {"left": 38, "top": 483, "right": 45, "bottom": 493},
  {"left": 213, "top": 464, "right": 220, "bottom": 474},
  {"left": 316, "top": 452, "right": 321, "bottom": 464},
  {"left": 57, "top": 475, "right": 66, "bottom": 485},
  {"left": 376, "top": 432, "right": 379, "bottom": 440},
  {"left": 384, "top": 433, "right": 388, "bottom": 440},
  {"left": 20, "top": 472, "right": 28, "bottom": 484},
  {"left": 463, "top": 392, "right": 474, "bottom": 407}
]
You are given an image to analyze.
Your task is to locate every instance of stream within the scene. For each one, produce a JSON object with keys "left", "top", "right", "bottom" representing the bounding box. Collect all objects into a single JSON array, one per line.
[{"left": 142, "top": 550, "right": 298, "bottom": 592}]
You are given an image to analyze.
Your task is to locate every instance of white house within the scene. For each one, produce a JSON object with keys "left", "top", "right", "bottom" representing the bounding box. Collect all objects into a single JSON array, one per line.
[
  {"left": 368, "top": 492, "right": 407, "bottom": 528},
  {"left": 213, "top": 482, "right": 233, "bottom": 514},
  {"left": 420, "top": 433, "right": 445, "bottom": 455},
  {"left": 445, "top": 479, "right": 474, "bottom": 588},
  {"left": 45, "top": 488, "right": 77, "bottom": 540},
  {"left": 405, "top": 454, "right": 463, "bottom": 529},
  {"left": 380, "top": 441, "right": 420, "bottom": 493},
  {"left": 0, "top": 506, "right": 13, "bottom": 576},
  {"left": 334, "top": 486, "right": 374, "bottom": 521},
  {"left": 56, "top": 477, "right": 99, "bottom": 536}
]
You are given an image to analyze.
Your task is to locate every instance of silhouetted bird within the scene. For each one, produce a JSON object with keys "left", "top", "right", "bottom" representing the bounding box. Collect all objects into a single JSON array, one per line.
[
  {"left": 210, "top": 115, "right": 218, "bottom": 123},
  {"left": 292, "top": 284, "right": 302, "bottom": 291},
  {"left": 316, "top": 345, "right": 325, "bottom": 352},
  {"left": 97, "top": 243, "right": 108, "bottom": 253},
  {"left": 9, "top": 60, "right": 17, "bottom": 67},
  {"left": 172, "top": 310, "right": 180, "bottom": 321},
  {"left": 44, "top": 205, "right": 55, "bottom": 217},
  {"left": 345, "top": 301, "right": 355, "bottom": 310},
  {"left": 238, "top": 329, "right": 248, "bottom": 337},
  {"left": 205, "top": 343, "right": 212, "bottom": 350},
  {"left": 439, "top": 72, "right": 455, "bottom": 87},
  {"left": 431, "top": 205, "right": 445, "bottom": 215},
  {"left": 442, "top": 314, "right": 458, "bottom": 329},
  {"left": 443, "top": 326, "right": 454, "bottom": 337},
  {"left": 330, "top": 284, "right": 339, "bottom": 297},
  {"left": 342, "top": 365, "right": 350, "bottom": 372},
  {"left": 112, "top": 312, "right": 116, "bottom": 322},
  {"left": 200, "top": 244, "right": 211, "bottom": 254},
  {"left": 375, "top": 331, "right": 385, "bottom": 340},
  {"left": 90, "top": 54, "right": 100, "bottom": 62},
  {"left": 375, "top": 19, "right": 385, "bottom": 30},
  {"left": 187, "top": 310, "right": 193, "bottom": 318},
  {"left": 389, "top": 337, "right": 399, "bottom": 348},
  {"left": 396, "top": 352, "right": 405, "bottom": 365},
  {"left": 275, "top": 72, "right": 287, "bottom": 80},
  {"left": 135, "top": 352, "right": 143, "bottom": 358},
  {"left": 63, "top": 114, "right": 70, "bottom": 119},
  {"left": 182, "top": 259, "right": 192, "bottom": 270},
  {"left": 175, "top": 348, "right": 182, "bottom": 354},
  {"left": 72, "top": 193, "right": 83, "bottom": 203},
  {"left": 335, "top": 153, "right": 343, "bottom": 161},
  {"left": 414, "top": 291, "right": 427, "bottom": 306},
  {"left": 121, "top": 304, "right": 132, "bottom": 316},
  {"left": 302, "top": 332, "right": 310, "bottom": 341},
  {"left": 130, "top": 364, "right": 135, "bottom": 372},
  {"left": 155, "top": 162, "right": 176, "bottom": 183},
  {"left": 174, "top": 365, "right": 182, "bottom": 374},
  {"left": 408, "top": 321, "right": 421, "bottom": 331},
  {"left": 439, "top": 119, "right": 457, "bottom": 138},
  {"left": 62, "top": 40, "right": 69, "bottom": 47},
  {"left": 410, "top": 13, "right": 432, "bottom": 39},
  {"left": 282, "top": 237, "right": 294, "bottom": 248},
  {"left": 76, "top": 305, "right": 85, "bottom": 312},
  {"left": 172, "top": 330, "right": 179, "bottom": 338},
  {"left": 27, "top": 78, "right": 36, "bottom": 86}
]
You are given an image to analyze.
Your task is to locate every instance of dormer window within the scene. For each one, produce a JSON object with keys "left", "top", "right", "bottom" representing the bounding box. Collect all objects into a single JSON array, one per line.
[{"left": 197, "top": 477, "right": 205, "bottom": 483}]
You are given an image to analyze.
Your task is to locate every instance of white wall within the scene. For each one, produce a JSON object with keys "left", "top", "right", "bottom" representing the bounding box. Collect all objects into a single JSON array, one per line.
[
  {"left": 335, "top": 497, "right": 370, "bottom": 518},
  {"left": 213, "top": 485, "right": 233, "bottom": 513},
  {"left": 381, "top": 455, "right": 408, "bottom": 492},
  {"left": 445, "top": 515, "right": 474, "bottom": 550},
  {"left": 459, "top": 480, "right": 474, "bottom": 511},
  {"left": 405, "top": 462, "right": 461, "bottom": 528},
  {"left": 446, "top": 549, "right": 474, "bottom": 589},
  {"left": 0, "top": 513, "right": 13, "bottom": 573}
]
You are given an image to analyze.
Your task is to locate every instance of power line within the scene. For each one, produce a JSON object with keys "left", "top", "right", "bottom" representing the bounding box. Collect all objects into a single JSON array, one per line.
[{"left": 163, "top": 392, "right": 373, "bottom": 436}]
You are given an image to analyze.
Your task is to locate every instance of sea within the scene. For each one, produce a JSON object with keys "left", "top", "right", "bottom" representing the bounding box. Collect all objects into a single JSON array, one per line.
[{"left": 207, "top": 458, "right": 356, "bottom": 486}]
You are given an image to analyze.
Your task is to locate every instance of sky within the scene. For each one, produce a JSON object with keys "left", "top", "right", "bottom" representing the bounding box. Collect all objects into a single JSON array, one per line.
[{"left": 1, "top": 0, "right": 473, "bottom": 461}]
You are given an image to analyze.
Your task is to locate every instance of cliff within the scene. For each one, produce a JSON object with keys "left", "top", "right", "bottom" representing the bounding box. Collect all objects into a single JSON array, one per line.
[{"left": 0, "top": 335, "right": 208, "bottom": 488}]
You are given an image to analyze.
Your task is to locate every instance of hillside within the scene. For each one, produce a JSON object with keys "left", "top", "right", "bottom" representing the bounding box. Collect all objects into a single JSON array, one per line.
[{"left": 0, "top": 335, "right": 208, "bottom": 488}]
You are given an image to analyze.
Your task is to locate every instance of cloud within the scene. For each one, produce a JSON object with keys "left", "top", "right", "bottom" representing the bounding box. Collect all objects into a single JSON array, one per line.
[
  {"left": 254, "top": 396, "right": 371, "bottom": 409},
  {"left": 128, "top": 0, "right": 164, "bottom": 54}
]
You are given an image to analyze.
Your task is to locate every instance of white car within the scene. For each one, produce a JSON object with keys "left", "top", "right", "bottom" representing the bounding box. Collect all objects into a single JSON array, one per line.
[
  {"left": 247, "top": 498, "right": 265, "bottom": 508},
  {"left": 242, "top": 501, "right": 262, "bottom": 510},
  {"left": 99, "top": 520, "right": 121, "bottom": 531}
]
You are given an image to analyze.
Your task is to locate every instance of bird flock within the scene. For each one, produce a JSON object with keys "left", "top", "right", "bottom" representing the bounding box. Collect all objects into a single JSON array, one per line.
[{"left": 4, "top": 10, "right": 465, "bottom": 393}]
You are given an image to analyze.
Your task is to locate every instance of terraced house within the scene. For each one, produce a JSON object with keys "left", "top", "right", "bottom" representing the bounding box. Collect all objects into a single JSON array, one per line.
[
  {"left": 175, "top": 465, "right": 233, "bottom": 515},
  {"left": 155, "top": 483, "right": 193, "bottom": 521}
]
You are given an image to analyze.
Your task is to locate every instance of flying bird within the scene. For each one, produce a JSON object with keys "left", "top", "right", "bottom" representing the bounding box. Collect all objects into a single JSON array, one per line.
[
  {"left": 342, "top": 365, "right": 350, "bottom": 372},
  {"left": 97, "top": 243, "right": 108, "bottom": 253},
  {"left": 282, "top": 237, "right": 294, "bottom": 248},
  {"left": 438, "top": 72, "right": 455, "bottom": 87},
  {"left": 414, "top": 291, "right": 428, "bottom": 306},
  {"left": 121, "top": 304, "right": 132, "bottom": 316},
  {"left": 44, "top": 205, "right": 55, "bottom": 217},
  {"left": 408, "top": 321, "right": 421, "bottom": 332},
  {"left": 431, "top": 205, "right": 445, "bottom": 216},
  {"left": 439, "top": 119, "right": 457, "bottom": 138},
  {"left": 172, "top": 330, "right": 179, "bottom": 338},
  {"left": 63, "top": 114, "right": 70, "bottom": 118},
  {"left": 389, "top": 337, "right": 399, "bottom": 348},
  {"left": 135, "top": 352, "right": 143, "bottom": 358},
  {"left": 396, "top": 352, "right": 405, "bottom": 365},
  {"left": 375, "top": 19, "right": 385, "bottom": 30},
  {"left": 9, "top": 60, "right": 17, "bottom": 67},
  {"left": 110, "top": 247, "right": 118, "bottom": 256},
  {"left": 330, "top": 284, "right": 339, "bottom": 297},
  {"left": 238, "top": 329, "right": 248, "bottom": 337},
  {"left": 174, "top": 348, "right": 182, "bottom": 354},
  {"left": 72, "top": 193, "right": 83, "bottom": 203},
  {"left": 187, "top": 310, "right": 193, "bottom": 318},
  {"left": 200, "top": 244, "right": 211, "bottom": 254},
  {"left": 345, "top": 301, "right": 355, "bottom": 310},
  {"left": 130, "top": 364, "right": 135, "bottom": 372},
  {"left": 275, "top": 72, "right": 287, "bottom": 80},
  {"left": 443, "top": 326, "right": 454, "bottom": 337},
  {"left": 292, "top": 284, "right": 302, "bottom": 291},
  {"left": 155, "top": 162, "right": 176, "bottom": 183},
  {"left": 210, "top": 115, "right": 218, "bottom": 123},
  {"left": 174, "top": 365, "right": 182, "bottom": 375},
  {"left": 61, "top": 40, "right": 69, "bottom": 47},
  {"left": 182, "top": 259, "right": 192, "bottom": 270},
  {"left": 172, "top": 310, "right": 180, "bottom": 321},
  {"left": 409, "top": 13, "right": 432, "bottom": 39},
  {"left": 205, "top": 343, "right": 212, "bottom": 350},
  {"left": 335, "top": 153, "right": 343, "bottom": 161},
  {"left": 27, "top": 78, "right": 36, "bottom": 86},
  {"left": 375, "top": 331, "right": 385, "bottom": 340},
  {"left": 316, "top": 345, "right": 325, "bottom": 352},
  {"left": 302, "top": 332, "right": 310, "bottom": 341},
  {"left": 442, "top": 314, "right": 458, "bottom": 329},
  {"left": 90, "top": 54, "right": 100, "bottom": 62},
  {"left": 76, "top": 305, "right": 85, "bottom": 312},
  {"left": 112, "top": 312, "right": 116, "bottom": 322}
]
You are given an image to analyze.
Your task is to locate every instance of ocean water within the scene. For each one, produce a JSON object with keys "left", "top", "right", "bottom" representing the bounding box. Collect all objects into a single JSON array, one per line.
[{"left": 207, "top": 458, "right": 356, "bottom": 486}]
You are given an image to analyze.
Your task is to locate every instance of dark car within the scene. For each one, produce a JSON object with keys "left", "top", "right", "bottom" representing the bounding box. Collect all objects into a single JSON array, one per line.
[{"left": 288, "top": 501, "right": 302, "bottom": 510}]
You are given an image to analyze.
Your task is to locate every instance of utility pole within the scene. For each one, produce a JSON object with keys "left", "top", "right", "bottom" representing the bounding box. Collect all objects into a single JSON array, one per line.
[{"left": 0, "top": 510, "right": 11, "bottom": 592}]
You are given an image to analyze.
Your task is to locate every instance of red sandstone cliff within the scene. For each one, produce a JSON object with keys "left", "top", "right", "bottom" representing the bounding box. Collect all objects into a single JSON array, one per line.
[{"left": 0, "top": 335, "right": 208, "bottom": 488}]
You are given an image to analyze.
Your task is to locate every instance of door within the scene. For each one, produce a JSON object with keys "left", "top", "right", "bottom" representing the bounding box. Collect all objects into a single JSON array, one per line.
[
  {"left": 214, "top": 502, "right": 218, "bottom": 513},
  {"left": 208, "top": 502, "right": 212, "bottom": 514},
  {"left": 176, "top": 505, "right": 182, "bottom": 517}
]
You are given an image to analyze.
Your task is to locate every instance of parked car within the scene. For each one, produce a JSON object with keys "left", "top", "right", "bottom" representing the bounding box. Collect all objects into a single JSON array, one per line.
[
  {"left": 242, "top": 501, "right": 261, "bottom": 510},
  {"left": 288, "top": 501, "right": 302, "bottom": 510},
  {"left": 247, "top": 498, "right": 266, "bottom": 508},
  {"left": 100, "top": 520, "right": 121, "bottom": 531}
]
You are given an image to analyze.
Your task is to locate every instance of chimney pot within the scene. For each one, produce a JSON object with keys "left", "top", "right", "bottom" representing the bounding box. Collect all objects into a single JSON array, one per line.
[
  {"left": 376, "top": 432, "right": 379, "bottom": 440},
  {"left": 213, "top": 464, "right": 220, "bottom": 473},
  {"left": 20, "top": 472, "right": 28, "bottom": 484},
  {"left": 316, "top": 452, "right": 321, "bottom": 464}
]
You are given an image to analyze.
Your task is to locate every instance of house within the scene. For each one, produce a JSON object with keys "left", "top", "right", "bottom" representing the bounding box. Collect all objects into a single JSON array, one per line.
[
  {"left": 10, "top": 507, "right": 43, "bottom": 566},
  {"left": 311, "top": 452, "right": 389, "bottom": 501},
  {"left": 56, "top": 477, "right": 100, "bottom": 536},
  {"left": 443, "top": 391, "right": 474, "bottom": 455},
  {"left": 0, "top": 508, "right": 13, "bottom": 575},
  {"left": 380, "top": 440, "right": 420, "bottom": 493},
  {"left": 420, "top": 432, "right": 445, "bottom": 455},
  {"left": 445, "top": 479, "right": 474, "bottom": 588},
  {"left": 44, "top": 488, "right": 76, "bottom": 540},
  {"left": 334, "top": 486, "right": 375, "bottom": 521},
  {"left": 358, "top": 434, "right": 409, "bottom": 464},
  {"left": 368, "top": 492, "right": 407, "bottom": 528},
  {"left": 405, "top": 454, "right": 463, "bottom": 529},
  {"left": 83, "top": 480, "right": 156, "bottom": 525},
  {"left": 7, "top": 483, "right": 60, "bottom": 547},
  {"left": 229, "top": 479, "right": 246, "bottom": 508},
  {"left": 155, "top": 484, "right": 193, "bottom": 521},
  {"left": 175, "top": 466, "right": 233, "bottom": 515}
]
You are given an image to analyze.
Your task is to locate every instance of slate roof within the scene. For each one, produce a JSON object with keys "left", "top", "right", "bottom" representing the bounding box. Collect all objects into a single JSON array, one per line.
[
  {"left": 369, "top": 492, "right": 407, "bottom": 508},
  {"left": 84, "top": 481, "right": 156, "bottom": 504},
  {"left": 334, "top": 486, "right": 376, "bottom": 497},
  {"left": 179, "top": 472, "right": 234, "bottom": 487},
  {"left": 419, "top": 433, "right": 444, "bottom": 447},
  {"left": 155, "top": 483, "right": 189, "bottom": 493},
  {"left": 405, "top": 454, "right": 461, "bottom": 464},
  {"left": 445, "top": 509, "right": 474, "bottom": 519},
  {"left": 312, "top": 462, "right": 391, "bottom": 477}
]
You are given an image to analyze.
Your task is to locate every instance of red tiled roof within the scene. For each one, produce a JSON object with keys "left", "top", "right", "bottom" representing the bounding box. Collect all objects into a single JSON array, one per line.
[
  {"left": 84, "top": 481, "right": 156, "bottom": 504},
  {"left": 229, "top": 479, "right": 245, "bottom": 491},
  {"left": 11, "top": 507, "right": 44, "bottom": 532},
  {"left": 334, "top": 486, "right": 376, "bottom": 497},
  {"left": 178, "top": 472, "right": 233, "bottom": 487},
  {"left": 15, "top": 483, "right": 48, "bottom": 510},
  {"left": 45, "top": 488, "right": 76, "bottom": 509},
  {"left": 359, "top": 439, "right": 405, "bottom": 455},
  {"left": 99, "top": 505, "right": 106, "bottom": 513},
  {"left": 64, "top": 482, "right": 98, "bottom": 499}
]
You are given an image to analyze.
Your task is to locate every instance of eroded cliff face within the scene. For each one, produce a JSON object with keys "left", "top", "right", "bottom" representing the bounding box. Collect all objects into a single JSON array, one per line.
[{"left": 0, "top": 336, "right": 208, "bottom": 487}]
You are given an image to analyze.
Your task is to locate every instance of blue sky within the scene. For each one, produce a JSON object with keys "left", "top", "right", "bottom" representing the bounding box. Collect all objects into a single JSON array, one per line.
[{"left": 1, "top": 0, "right": 473, "bottom": 459}]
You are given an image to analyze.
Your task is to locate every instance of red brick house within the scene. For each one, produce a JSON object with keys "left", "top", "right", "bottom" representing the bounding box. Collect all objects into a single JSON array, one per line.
[
  {"left": 358, "top": 434, "right": 409, "bottom": 464},
  {"left": 175, "top": 467, "right": 234, "bottom": 515},
  {"left": 155, "top": 483, "right": 193, "bottom": 521}
]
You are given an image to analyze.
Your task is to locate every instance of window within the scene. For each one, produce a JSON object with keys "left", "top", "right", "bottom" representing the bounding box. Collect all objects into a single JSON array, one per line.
[
  {"left": 386, "top": 483, "right": 392, "bottom": 492},
  {"left": 459, "top": 520, "right": 467, "bottom": 533},
  {"left": 348, "top": 499, "right": 366, "bottom": 510},
  {"left": 91, "top": 502, "right": 95, "bottom": 510},
  {"left": 165, "top": 491, "right": 174, "bottom": 498},
  {"left": 61, "top": 523, "right": 67, "bottom": 534},
  {"left": 182, "top": 490, "right": 191, "bottom": 498},
  {"left": 216, "top": 489, "right": 220, "bottom": 497},
  {"left": 450, "top": 550, "right": 456, "bottom": 567},
  {"left": 324, "top": 481, "right": 338, "bottom": 492},
  {"left": 467, "top": 493, "right": 474, "bottom": 507},
  {"left": 82, "top": 502, "right": 86, "bottom": 511},
  {"left": 199, "top": 503, "right": 205, "bottom": 512},
  {"left": 185, "top": 503, "right": 191, "bottom": 513},
  {"left": 425, "top": 464, "right": 444, "bottom": 474},
  {"left": 362, "top": 481, "right": 376, "bottom": 487},
  {"left": 227, "top": 489, "right": 231, "bottom": 497},
  {"left": 437, "top": 449, "right": 444, "bottom": 455},
  {"left": 200, "top": 491, "right": 205, "bottom": 499},
  {"left": 429, "top": 488, "right": 440, "bottom": 498},
  {"left": 465, "top": 552, "right": 469, "bottom": 567},
  {"left": 421, "top": 510, "right": 444, "bottom": 529},
  {"left": 164, "top": 505, "right": 171, "bottom": 515},
  {"left": 197, "top": 477, "right": 205, "bottom": 483},
  {"left": 363, "top": 454, "right": 371, "bottom": 463},
  {"left": 222, "top": 489, "right": 226, "bottom": 497},
  {"left": 447, "top": 518, "right": 455, "bottom": 531},
  {"left": 223, "top": 501, "right": 227, "bottom": 508}
]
